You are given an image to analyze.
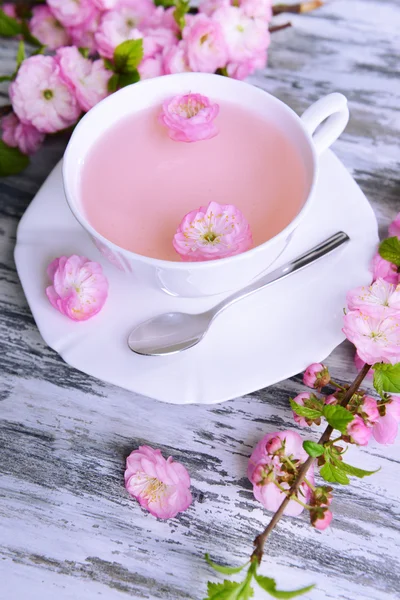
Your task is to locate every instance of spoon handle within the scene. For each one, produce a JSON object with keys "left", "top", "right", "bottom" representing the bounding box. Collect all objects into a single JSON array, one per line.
[{"left": 210, "top": 231, "right": 350, "bottom": 318}]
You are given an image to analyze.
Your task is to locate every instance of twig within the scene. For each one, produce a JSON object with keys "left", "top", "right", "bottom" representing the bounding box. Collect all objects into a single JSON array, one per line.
[
  {"left": 269, "top": 22, "right": 292, "bottom": 33},
  {"left": 273, "top": 0, "right": 323, "bottom": 16},
  {"left": 251, "top": 362, "right": 371, "bottom": 565}
]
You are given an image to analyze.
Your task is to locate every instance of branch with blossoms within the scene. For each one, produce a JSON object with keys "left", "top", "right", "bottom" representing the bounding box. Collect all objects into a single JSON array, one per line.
[
  {"left": 203, "top": 215, "right": 400, "bottom": 598},
  {"left": 0, "top": 0, "right": 323, "bottom": 177}
]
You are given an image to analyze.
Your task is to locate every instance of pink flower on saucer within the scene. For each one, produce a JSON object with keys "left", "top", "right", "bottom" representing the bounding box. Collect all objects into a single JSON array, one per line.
[
  {"left": 173, "top": 201, "right": 253, "bottom": 262},
  {"left": 159, "top": 93, "right": 219, "bottom": 143},
  {"left": 46, "top": 255, "right": 108, "bottom": 321},
  {"left": 342, "top": 310, "right": 400, "bottom": 365},
  {"left": 124, "top": 446, "right": 192, "bottom": 519},
  {"left": 347, "top": 278, "right": 400, "bottom": 318}
]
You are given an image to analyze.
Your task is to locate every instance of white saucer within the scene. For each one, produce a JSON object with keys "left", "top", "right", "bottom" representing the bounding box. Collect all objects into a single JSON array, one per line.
[{"left": 15, "top": 151, "right": 378, "bottom": 404}]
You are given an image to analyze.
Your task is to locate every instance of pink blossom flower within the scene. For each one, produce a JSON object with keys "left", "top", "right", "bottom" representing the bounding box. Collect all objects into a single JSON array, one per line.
[
  {"left": 124, "top": 445, "right": 192, "bottom": 519},
  {"left": 142, "top": 26, "right": 177, "bottom": 58},
  {"left": 29, "top": 5, "right": 70, "bottom": 50},
  {"left": 354, "top": 351, "right": 373, "bottom": 379},
  {"left": 371, "top": 253, "right": 398, "bottom": 284},
  {"left": 92, "top": 0, "right": 119, "bottom": 8},
  {"left": 359, "top": 396, "right": 380, "bottom": 425},
  {"left": 95, "top": 5, "right": 153, "bottom": 58},
  {"left": 388, "top": 213, "right": 400, "bottom": 239},
  {"left": 303, "top": 363, "right": 330, "bottom": 389},
  {"left": 159, "top": 93, "right": 219, "bottom": 143},
  {"left": 10, "top": 55, "right": 81, "bottom": 133},
  {"left": 151, "top": 6, "right": 179, "bottom": 33},
  {"left": 311, "top": 507, "right": 333, "bottom": 530},
  {"left": 373, "top": 397, "right": 400, "bottom": 444},
  {"left": 240, "top": 0, "right": 273, "bottom": 21},
  {"left": 47, "top": 0, "right": 97, "bottom": 28},
  {"left": 199, "top": 0, "right": 230, "bottom": 16},
  {"left": 324, "top": 393, "right": 338, "bottom": 405},
  {"left": 227, "top": 50, "right": 267, "bottom": 80},
  {"left": 173, "top": 201, "right": 253, "bottom": 262},
  {"left": 182, "top": 14, "right": 228, "bottom": 73},
  {"left": 248, "top": 431, "right": 314, "bottom": 517},
  {"left": 213, "top": 6, "right": 270, "bottom": 62},
  {"left": 138, "top": 54, "right": 164, "bottom": 79},
  {"left": 1, "top": 112, "right": 45, "bottom": 155},
  {"left": 68, "top": 11, "right": 102, "bottom": 54},
  {"left": 342, "top": 310, "right": 400, "bottom": 365},
  {"left": 347, "top": 278, "right": 400, "bottom": 319},
  {"left": 57, "top": 47, "right": 111, "bottom": 112},
  {"left": 346, "top": 414, "right": 372, "bottom": 446},
  {"left": 291, "top": 392, "right": 312, "bottom": 427},
  {"left": 2, "top": 3, "right": 17, "bottom": 18},
  {"left": 163, "top": 41, "right": 191, "bottom": 74},
  {"left": 46, "top": 255, "right": 108, "bottom": 321}
]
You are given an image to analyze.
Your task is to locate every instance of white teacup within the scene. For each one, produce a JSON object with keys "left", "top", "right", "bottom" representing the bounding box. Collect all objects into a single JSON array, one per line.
[{"left": 63, "top": 73, "right": 349, "bottom": 298}]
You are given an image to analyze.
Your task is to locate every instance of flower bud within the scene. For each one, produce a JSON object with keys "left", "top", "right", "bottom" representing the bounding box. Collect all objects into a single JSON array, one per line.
[{"left": 303, "top": 363, "right": 330, "bottom": 389}]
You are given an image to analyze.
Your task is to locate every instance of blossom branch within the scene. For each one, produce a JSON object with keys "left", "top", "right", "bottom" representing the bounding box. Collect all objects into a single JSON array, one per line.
[
  {"left": 251, "top": 362, "right": 371, "bottom": 565},
  {"left": 272, "top": 0, "right": 324, "bottom": 15},
  {"left": 269, "top": 22, "right": 292, "bottom": 33}
]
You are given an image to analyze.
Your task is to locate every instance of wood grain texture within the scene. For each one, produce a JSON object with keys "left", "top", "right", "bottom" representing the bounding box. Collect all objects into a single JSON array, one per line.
[{"left": 1, "top": 1, "right": 400, "bottom": 598}]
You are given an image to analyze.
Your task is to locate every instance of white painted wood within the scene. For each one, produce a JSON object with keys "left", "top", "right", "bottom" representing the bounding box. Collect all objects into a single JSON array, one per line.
[{"left": 1, "top": 1, "right": 399, "bottom": 598}]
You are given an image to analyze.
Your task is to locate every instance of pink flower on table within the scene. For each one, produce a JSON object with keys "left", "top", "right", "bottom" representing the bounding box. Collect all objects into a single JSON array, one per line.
[
  {"left": 159, "top": 93, "right": 219, "bottom": 143},
  {"left": 182, "top": 14, "right": 228, "bottom": 73},
  {"left": 124, "top": 446, "right": 192, "bottom": 519},
  {"left": 303, "top": 363, "right": 330, "bottom": 389},
  {"left": 346, "top": 414, "right": 372, "bottom": 446},
  {"left": 342, "top": 310, "right": 400, "bottom": 365},
  {"left": 248, "top": 431, "right": 314, "bottom": 517},
  {"left": 359, "top": 396, "right": 380, "bottom": 425},
  {"left": 389, "top": 213, "right": 400, "bottom": 238},
  {"left": 47, "top": 0, "right": 97, "bottom": 28},
  {"left": 46, "top": 255, "right": 108, "bottom": 321},
  {"left": 311, "top": 507, "right": 333, "bottom": 530},
  {"left": 347, "top": 278, "right": 400, "bottom": 319},
  {"left": 163, "top": 41, "right": 191, "bottom": 74},
  {"left": 173, "top": 201, "right": 253, "bottom": 262},
  {"left": 138, "top": 54, "right": 164, "bottom": 79},
  {"left": 1, "top": 112, "right": 45, "bottom": 155},
  {"left": 240, "top": 0, "right": 273, "bottom": 21},
  {"left": 57, "top": 47, "right": 111, "bottom": 112},
  {"left": 10, "top": 55, "right": 81, "bottom": 133},
  {"left": 95, "top": 6, "right": 148, "bottom": 58},
  {"left": 213, "top": 6, "right": 270, "bottom": 63},
  {"left": 354, "top": 351, "right": 373, "bottom": 379},
  {"left": 373, "top": 397, "right": 400, "bottom": 444},
  {"left": 29, "top": 5, "right": 70, "bottom": 50},
  {"left": 2, "top": 3, "right": 17, "bottom": 18},
  {"left": 371, "top": 253, "right": 398, "bottom": 284},
  {"left": 227, "top": 50, "right": 267, "bottom": 80},
  {"left": 68, "top": 11, "right": 102, "bottom": 55}
]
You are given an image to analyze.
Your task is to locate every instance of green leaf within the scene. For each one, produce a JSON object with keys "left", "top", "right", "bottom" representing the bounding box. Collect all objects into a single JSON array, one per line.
[
  {"left": 303, "top": 441, "right": 325, "bottom": 458},
  {"left": 114, "top": 39, "right": 143, "bottom": 73},
  {"left": 16, "top": 41, "right": 25, "bottom": 69},
  {"left": 320, "top": 462, "right": 350, "bottom": 485},
  {"left": 322, "top": 404, "right": 354, "bottom": 434},
  {"left": 255, "top": 575, "right": 314, "bottom": 599},
  {"left": 329, "top": 456, "right": 379, "bottom": 478},
  {"left": 289, "top": 399, "right": 322, "bottom": 420},
  {"left": 174, "top": 0, "right": 190, "bottom": 29},
  {"left": 31, "top": 44, "right": 46, "bottom": 56},
  {"left": 373, "top": 363, "right": 400, "bottom": 395},
  {"left": 204, "top": 580, "right": 244, "bottom": 600},
  {"left": 107, "top": 73, "right": 119, "bottom": 93},
  {"left": 118, "top": 70, "right": 140, "bottom": 88},
  {"left": 78, "top": 47, "right": 90, "bottom": 58},
  {"left": 154, "top": 0, "right": 176, "bottom": 6},
  {"left": 103, "top": 58, "right": 115, "bottom": 71},
  {"left": 0, "top": 140, "right": 29, "bottom": 177},
  {"left": 378, "top": 237, "right": 400, "bottom": 266},
  {"left": 205, "top": 554, "right": 248, "bottom": 575},
  {"left": 0, "top": 74, "right": 13, "bottom": 82},
  {"left": 0, "top": 9, "right": 22, "bottom": 36}
]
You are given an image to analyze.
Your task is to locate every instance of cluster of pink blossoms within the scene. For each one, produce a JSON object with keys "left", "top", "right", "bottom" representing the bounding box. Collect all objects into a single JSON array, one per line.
[{"left": 1, "top": 0, "right": 272, "bottom": 157}]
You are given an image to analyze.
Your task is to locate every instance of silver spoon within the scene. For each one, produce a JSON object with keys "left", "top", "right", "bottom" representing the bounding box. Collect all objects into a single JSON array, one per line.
[{"left": 128, "top": 231, "right": 349, "bottom": 356}]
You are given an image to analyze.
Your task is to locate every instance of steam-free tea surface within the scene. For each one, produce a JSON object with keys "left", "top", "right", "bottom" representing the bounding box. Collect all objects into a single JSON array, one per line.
[{"left": 80, "top": 101, "right": 307, "bottom": 260}]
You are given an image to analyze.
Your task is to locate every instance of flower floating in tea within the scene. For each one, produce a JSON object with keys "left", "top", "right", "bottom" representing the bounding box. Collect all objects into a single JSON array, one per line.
[
  {"left": 173, "top": 200, "right": 253, "bottom": 261},
  {"left": 159, "top": 93, "right": 219, "bottom": 142},
  {"left": 46, "top": 255, "right": 108, "bottom": 321}
]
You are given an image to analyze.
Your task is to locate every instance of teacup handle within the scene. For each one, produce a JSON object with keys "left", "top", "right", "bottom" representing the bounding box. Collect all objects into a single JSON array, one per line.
[{"left": 301, "top": 93, "right": 349, "bottom": 155}]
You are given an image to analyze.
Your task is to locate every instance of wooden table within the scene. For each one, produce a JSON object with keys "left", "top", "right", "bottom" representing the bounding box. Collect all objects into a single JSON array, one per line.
[{"left": 1, "top": 1, "right": 399, "bottom": 598}]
